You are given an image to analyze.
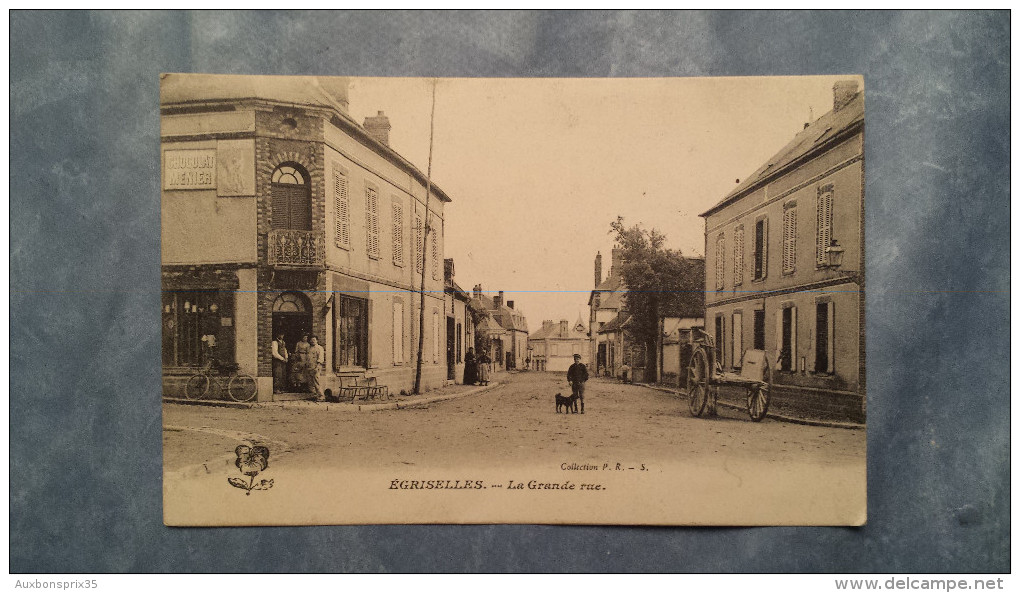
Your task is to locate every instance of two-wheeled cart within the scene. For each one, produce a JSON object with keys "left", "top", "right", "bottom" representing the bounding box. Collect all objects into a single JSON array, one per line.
[{"left": 686, "top": 328, "right": 772, "bottom": 422}]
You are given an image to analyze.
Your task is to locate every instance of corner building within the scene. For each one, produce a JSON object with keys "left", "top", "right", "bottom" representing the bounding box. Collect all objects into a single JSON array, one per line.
[
  {"left": 700, "top": 80, "right": 865, "bottom": 421},
  {"left": 161, "top": 75, "right": 450, "bottom": 399}
]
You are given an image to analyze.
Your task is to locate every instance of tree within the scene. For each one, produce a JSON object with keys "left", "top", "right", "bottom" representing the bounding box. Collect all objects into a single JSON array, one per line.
[{"left": 609, "top": 216, "right": 701, "bottom": 382}]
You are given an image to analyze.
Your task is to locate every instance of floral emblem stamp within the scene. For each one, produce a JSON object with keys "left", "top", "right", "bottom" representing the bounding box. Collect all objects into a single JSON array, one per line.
[{"left": 227, "top": 445, "right": 274, "bottom": 495}]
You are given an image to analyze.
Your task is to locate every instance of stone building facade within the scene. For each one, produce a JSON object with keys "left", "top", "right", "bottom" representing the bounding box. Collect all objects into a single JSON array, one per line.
[
  {"left": 161, "top": 74, "right": 451, "bottom": 399},
  {"left": 529, "top": 316, "right": 589, "bottom": 372},
  {"left": 700, "top": 79, "right": 865, "bottom": 421}
]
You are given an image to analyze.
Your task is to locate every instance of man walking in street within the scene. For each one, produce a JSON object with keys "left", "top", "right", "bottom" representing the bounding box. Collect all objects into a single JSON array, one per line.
[
  {"left": 307, "top": 336, "right": 326, "bottom": 402},
  {"left": 567, "top": 353, "right": 589, "bottom": 414}
]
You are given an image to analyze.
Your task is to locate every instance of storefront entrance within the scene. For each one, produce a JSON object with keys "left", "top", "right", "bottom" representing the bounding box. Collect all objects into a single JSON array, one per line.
[{"left": 272, "top": 292, "right": 313, "bottom": 375}]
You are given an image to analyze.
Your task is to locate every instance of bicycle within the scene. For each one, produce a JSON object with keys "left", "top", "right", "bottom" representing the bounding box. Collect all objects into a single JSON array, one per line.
[{"left": 185, "top": 359, "right": 258, "bottom": 402}]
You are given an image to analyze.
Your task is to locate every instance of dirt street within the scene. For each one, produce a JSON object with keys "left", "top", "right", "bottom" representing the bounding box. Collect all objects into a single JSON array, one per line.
[{"left": 164, "top": 371, "right": 865, "bottom": 474}]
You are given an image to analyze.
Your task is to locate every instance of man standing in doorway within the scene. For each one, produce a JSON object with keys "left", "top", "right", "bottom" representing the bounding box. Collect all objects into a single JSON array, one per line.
[
  {"left": 307, "top": 336, "right": 326, "bottom": 402},
  {"left": 271, "top": 333, "right": 289, "bottom": 394},
  {"left": 567, "top": 353, "right": 589, "bottom": 414}
]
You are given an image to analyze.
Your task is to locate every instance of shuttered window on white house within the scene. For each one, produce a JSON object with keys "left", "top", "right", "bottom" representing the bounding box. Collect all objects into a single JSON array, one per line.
[
  {"left": 333, "top": 170, "right": 350, "bottom": 249},
  {"left": 783, "top": 203, "right": 797, "bottom": 274},
  {"left": 391, "top": 200, "right": 404, "bottom": 266},
  {"left": 715, "top": 233, "right": 725, "bottom": 290},
  {"left": 816, "top": 186, "right": 834, "bottom": 267},
  {"left": 731, "top": 311, "right": 743, "bottom": 368},
  {"left": 366, "top": 186, "right": 380, "bottom": 259},
  {"left": 414, "top": 214, "right": 424, "bottom": 274},
  {"left": 733, "top": 226, "right": 744, "bottom": 286}
]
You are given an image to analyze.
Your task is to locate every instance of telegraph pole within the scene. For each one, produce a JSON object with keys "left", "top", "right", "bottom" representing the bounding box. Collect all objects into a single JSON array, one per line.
[{"left": 414, "top": 79, "right": 437, "bottom": 395}]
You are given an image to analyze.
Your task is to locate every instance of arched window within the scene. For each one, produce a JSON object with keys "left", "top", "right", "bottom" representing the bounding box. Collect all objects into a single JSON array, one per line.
[
  {"left": 271, "top": 163, "right": 311, "bottom": 231},
  {"left": 273, "top": 291, "right": 310, "bottom": 313}
]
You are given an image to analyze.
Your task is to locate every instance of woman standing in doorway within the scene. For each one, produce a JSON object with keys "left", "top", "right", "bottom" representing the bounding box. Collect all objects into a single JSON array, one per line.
[{"left": 291, "top": 334, "right": 311, "bottom": 391}]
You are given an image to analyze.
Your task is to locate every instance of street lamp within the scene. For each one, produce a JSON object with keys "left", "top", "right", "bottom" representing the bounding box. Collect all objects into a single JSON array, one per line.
[{"left": 823, "top": 239, "right": 861, "bottom": 285}]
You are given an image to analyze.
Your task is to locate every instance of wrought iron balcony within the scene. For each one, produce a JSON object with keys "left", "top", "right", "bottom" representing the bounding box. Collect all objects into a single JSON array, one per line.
[{"left": 267, "top": 230, "right": 325, "bottom": 268}]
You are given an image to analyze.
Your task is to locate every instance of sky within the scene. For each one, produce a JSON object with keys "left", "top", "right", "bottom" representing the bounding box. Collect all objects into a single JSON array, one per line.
[{"left": 347, "top": 76, "right": 861, "bottom": 332}]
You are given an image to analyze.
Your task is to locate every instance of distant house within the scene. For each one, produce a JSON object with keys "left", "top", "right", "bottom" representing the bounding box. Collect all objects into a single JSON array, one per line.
[
  {"left": 657, "top": 257, "right": 705, "bottom": 386},
  {"left": 588, "top": 249, "right": 627, "bottom": 377},
  {"left": 529, "top": 316, "right": 588, "bottom": 372},
  {"left": 469, "top": 286, "right": 529, "bottom": 371},
  {"left": 700, "top": 79, "right": 865, "bottom": 421}
]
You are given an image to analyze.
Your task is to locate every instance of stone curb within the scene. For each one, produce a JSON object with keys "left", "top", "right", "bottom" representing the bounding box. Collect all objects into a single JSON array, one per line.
[
  {"left": 163, "top": 381, "right": 501, "bottom": 413},
  {"left": 633, "top": 383, "right": 865, "bottom": 430}
]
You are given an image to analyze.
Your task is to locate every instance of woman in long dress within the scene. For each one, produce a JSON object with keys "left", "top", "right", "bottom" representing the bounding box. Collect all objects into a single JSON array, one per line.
[
  {"left": 291, "top": 334, "right": 311, "bottom": 390},
  {"left": 477, "top": 350, "right": 491, "bottom": 386},
  {"left": 463, "top": 348, "right": 478, "bottom": 385}
]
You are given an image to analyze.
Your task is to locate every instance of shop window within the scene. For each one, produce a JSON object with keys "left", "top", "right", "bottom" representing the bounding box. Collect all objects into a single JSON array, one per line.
[
  {"left": 334, "top": 294, "right": 368, "bottom": 368},
  {"left": 162, "top": 290, "right": 232, "bottom": 367}
]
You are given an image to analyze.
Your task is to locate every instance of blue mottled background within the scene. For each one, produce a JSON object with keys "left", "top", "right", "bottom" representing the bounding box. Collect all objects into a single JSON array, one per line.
[{"left": 9, "top": 11, "right": 1009, "bottom": 572}]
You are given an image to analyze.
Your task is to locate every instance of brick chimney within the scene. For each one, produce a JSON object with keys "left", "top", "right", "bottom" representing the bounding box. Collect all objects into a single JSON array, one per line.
[
  {"left": 560, "top": 320, "right": 568, "bottom": 336},
  {"left": 444, "top": 258, "right": 454, "bottom": 281},
  {"left": 493, "top": 291, "right": 503, "bottom": 309},
  {"left": 473, "top": 284, "right": 482, "bottom": 300},
  {"left": 543, "top": 320, "right": 554, "bottom": 330},
  {"left": 611, "top": 247, "right": 625, "bottom": 276},
  {"left": 594, "top": 252, "right": 603, "bottom": 287},
  {"left": 833, "top": 80, "right": 859, "bottom": 112},
  {"left": 506, "top": 300, "right": 514, "bottom": 309},
  {"left": 363, "top": 111, "right": 391, "bottom": 146}
]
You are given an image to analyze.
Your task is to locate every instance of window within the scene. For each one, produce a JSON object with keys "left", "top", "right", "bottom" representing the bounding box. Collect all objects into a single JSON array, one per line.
[
  {"left": 334, "top": 294, "right": 368, "bottom": 368},
  {"left": 392, "top": 300, "right": 404, "bottom": 364},
  {"left": 753, "top": 309, "right": 765, "bottom": 350},
  {"left": 366, "top": 186, "right": 380, "bottom": 259},
  {"left": 414, "top": 214, "right": 424, "bottom": 273},
  {"left": 815, "top": 301, "right": 835, "bottom": 373},
  {"left": 391, "top": 200, "right": 404, "bottom": 266},
  {"left": 333, "top": 170, "right": 350, "bottom": 249},
  {"left": 816, "top": 185, "right": 834, "bottom": 267},
  {"left": 271, "top": 163, "right": 311, "bottom": 230},
  {"left": 753, "top": 217, "right": 768, "bottom": 280},
  {"left": 715, "top": 233, "right": 725, "bottom": 290},
  {"left": 731, "top": 311, "right": 743, "bottom": 368},
  {"left": 783, "top": 202, "right": 797, "bottom": 274},
  {"left": 777, "top": 305, "right": 797, "bottom": 372},
  {"left": 733, "top": 226, "right": 744, "bottom": 286},
  {"left": 162, "top": 290, "right": 230, "bottom": 367}
]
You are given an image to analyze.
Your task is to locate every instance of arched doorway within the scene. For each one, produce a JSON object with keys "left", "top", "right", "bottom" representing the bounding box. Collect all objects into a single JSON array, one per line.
[
  {"left": 271, "top": 163, "right": 311, "bottom": 231},
  {"left": 272, "top": 291, "right": 313, "bottom": 367}
]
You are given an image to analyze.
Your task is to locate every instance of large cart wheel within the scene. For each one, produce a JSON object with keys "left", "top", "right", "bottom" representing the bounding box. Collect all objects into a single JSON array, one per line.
[
  {"left": 746, "top": 363, "right": 771, "bottom": 422},
  {"left": 185, "top": 374, "right": 210, "bottom": 400},
  {"left": 687, "top": 347, "right": 710, "bottom": 417}
]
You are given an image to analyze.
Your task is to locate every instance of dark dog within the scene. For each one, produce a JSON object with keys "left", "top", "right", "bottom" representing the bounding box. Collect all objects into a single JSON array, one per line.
[{"left": 555, "top": 392, "right": 579, "bottom": 414}]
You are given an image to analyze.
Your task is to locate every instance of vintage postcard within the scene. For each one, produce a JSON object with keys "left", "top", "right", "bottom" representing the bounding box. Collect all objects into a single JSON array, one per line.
[{"left": 161, "top": 74, "right": 865, "bottom": 526}]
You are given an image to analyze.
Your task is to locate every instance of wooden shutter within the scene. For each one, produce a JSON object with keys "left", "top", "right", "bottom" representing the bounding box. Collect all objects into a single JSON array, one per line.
[
  {"left": 333, "top": 171, "right": 350, "bottom": 248},
  {"left": 732, "top": 312, "right": 743, "bottom": 367},
  {"left": 431, "top": 228, "right": 439, "bottom": 280},
  {"left": 774, "top": 308, "right": 783, "bottom": 366},
  {"left": 827, "top": 301, "right": 835, "bottom": 373},
  {"left": 790, "top": 305, "right": 798, "bottom": 370},
  {"left": 783, "top": 206, "right": 797, "bottom": 273},
  {"left": 366, "top": 187, "right": 379, "bottom": 258},
  {"left": 391, "top": 201, "right": 404, "bottom": 265},
  {"left": 733, "top": 226, "right": 744, "bottom": 286},
  {"left": 414, "top": 214, "right": 423, "bottom": 273},
  {"left": 715, "top": 234, "right": 725, "bottom": 290},
  {"left": 816, "top": 188, "right": 833, "bottom": 266},
  {"left": 392, "top": 300, "right": 403, "bottom": 364}
]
